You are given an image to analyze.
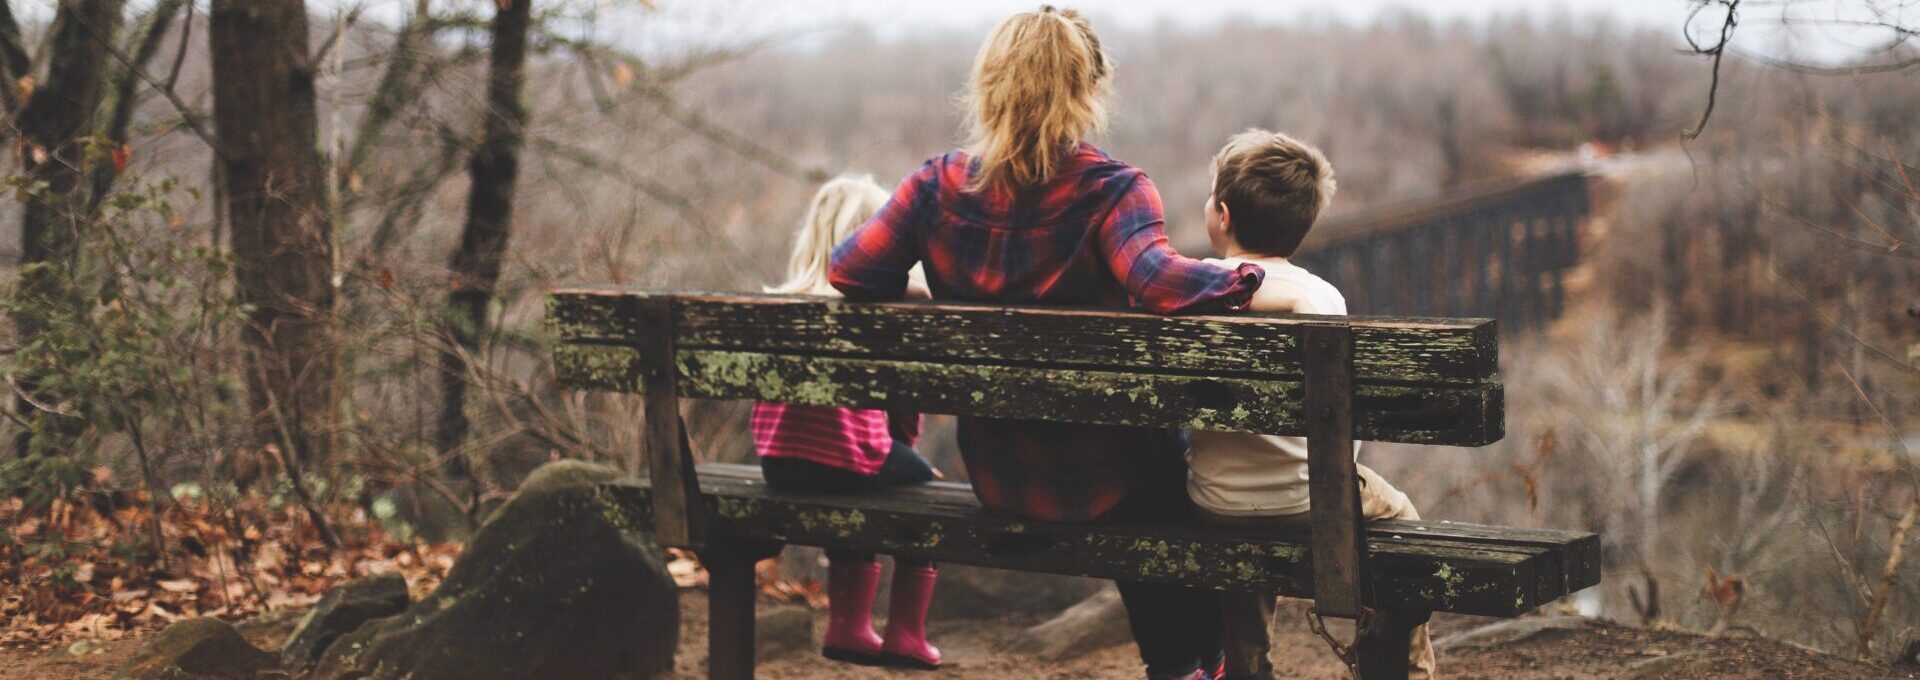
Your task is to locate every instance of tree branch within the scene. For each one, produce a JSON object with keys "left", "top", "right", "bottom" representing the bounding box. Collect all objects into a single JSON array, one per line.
[
  {"left": 69, "top": 0, "right": 226, "bottom": 159},
  {"left": 1683, "top": 0, "right": 1740, "bottom": 140},
  {"left": 87, "top": 0, "right": 190, "bottom": 215}
]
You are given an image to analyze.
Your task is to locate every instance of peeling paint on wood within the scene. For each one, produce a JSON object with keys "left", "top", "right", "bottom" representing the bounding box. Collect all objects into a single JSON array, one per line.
[
  {"left": 547, "top": 291, "right": 1498, "bottom": 384},
  {"left": 555, "top": 344, "right": 1503, "bottom": 446}
]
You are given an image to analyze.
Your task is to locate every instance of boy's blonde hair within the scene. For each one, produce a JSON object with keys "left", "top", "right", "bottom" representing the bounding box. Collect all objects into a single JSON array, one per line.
[
  {"left": 1210, "top": 129, "right": 1337, "bottom": 258},
  {"left": 963, "top": 5, "right": 1111, "bottom": 193},
  {"left": 769, "top": 174, "right": 891, "bottom": 296}
]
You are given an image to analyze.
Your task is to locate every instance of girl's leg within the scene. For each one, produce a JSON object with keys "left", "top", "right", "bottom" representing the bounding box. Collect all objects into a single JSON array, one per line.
[
  {"left": 823, "top": 550, "right": 886, "bottom": 664},
  {"left": 760, "top": 458, "right": 888, "bottom": 663},
  {"left": 873, "top": 442, "right": 938, "bottom": 486},
  {"left": 760, "top": 456, "right": 879, "bottom": 494},
  {"left": 880, "top": 556, "right": 942, "bottom": 669}
]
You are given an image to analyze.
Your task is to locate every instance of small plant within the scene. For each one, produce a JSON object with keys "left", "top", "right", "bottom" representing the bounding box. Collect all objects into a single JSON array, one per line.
[{"left": 2, "top": 163, "right": 246, "bottom": 544}]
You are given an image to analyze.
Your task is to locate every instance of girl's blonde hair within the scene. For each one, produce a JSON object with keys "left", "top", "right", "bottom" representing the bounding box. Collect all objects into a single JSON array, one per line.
[
  {"left": 768, "top": 174, "right": 892, "bottom": 296},
  {"left": 963, "top": 5, "right": 1111, "bottom": 193}
]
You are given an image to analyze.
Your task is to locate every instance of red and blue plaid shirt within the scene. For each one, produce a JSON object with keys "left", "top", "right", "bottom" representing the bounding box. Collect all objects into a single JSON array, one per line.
[{"left": 831, "top": 143, "right": 1264, "bottom": 523}]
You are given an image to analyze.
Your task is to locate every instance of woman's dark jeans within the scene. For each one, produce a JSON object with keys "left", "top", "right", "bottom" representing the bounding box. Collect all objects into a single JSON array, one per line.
[{"left": 1101, "top": 432, "right": 1224, "bottom": 679}]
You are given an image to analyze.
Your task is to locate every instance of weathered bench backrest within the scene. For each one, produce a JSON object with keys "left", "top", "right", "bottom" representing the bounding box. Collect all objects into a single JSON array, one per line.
[
  {"left": 550, "top": 289, "right": 1503, "bottom": 619},
  {"left": 550, "top": 290, "right": 1502, "bottom": 443}
]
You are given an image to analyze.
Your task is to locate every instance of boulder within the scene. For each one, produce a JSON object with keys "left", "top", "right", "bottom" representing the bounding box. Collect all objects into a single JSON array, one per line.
[
  {"left": 755, "top": 606, "right": 815, "bottom": 660},
  {"left": 1011, "top": 586, "right": 1133, "bottom": 661},
  {"left": 311, "top": 460, "right": 679, "bottom": 680},
  {"left": 280, "top": 572, "right": 409, "bottom": 669},
  {"left": 117, "top": 618, "right": 279, "bottom": 680}
]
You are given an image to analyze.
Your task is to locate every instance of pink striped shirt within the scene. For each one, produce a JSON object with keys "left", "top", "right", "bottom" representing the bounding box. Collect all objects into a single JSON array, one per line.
[{"left": 750, "top": 403, "right": 920, "bottom": 475}]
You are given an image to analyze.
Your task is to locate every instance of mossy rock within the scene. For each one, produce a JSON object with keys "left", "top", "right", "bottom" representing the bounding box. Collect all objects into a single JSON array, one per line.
[
  {"left": 280, "top": 573, "right": 409, "bottom": 670},
  {"left": 311, "top": 461, "right": 679, "bottom": 680},
  {"left": 117, "top": 618, "right": 279, "bottom": 680}
]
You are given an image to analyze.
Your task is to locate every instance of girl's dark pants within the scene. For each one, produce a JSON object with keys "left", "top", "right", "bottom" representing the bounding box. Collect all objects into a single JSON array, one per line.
[{"left": 759, "top": 443, "right": 938, "bottom": 567}]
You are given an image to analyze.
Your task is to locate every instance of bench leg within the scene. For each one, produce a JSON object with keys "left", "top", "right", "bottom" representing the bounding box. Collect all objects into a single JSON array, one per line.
[
  {"left": 707, "top": 543, "right": 758, "bottom": 680},
  {"left": 1356, "top": 608, "right": 1431, "bottom": 680}
]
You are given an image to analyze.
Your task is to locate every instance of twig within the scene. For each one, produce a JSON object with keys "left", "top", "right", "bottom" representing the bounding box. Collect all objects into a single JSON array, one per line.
[
  {"left": 1858, "top": 496, "right": 1918, "bottom": 659},
  {"left": 67, "top": 0, "right": 227, "bottom": 159},
  {"left": 1829, "top": 350, "right": 1920, "bottom": 659},
  {"left": 1765, "top": 264, "right": 1920, "bottom": 377},
  {"left": 311, "top": 2, "right": 366, "bottom": 66},
  {"left": 637, "top": 82, "right": 830, "bottom": 182},
  {"left": 162, "top": 1, "right": 191, "bottom": 92},
  {"left": 1683, "top": 0, "right": 1740, "bottom": 140},
  {"left": 252, "top": 360, "right": 344, "bottom": 550},
  {"left": 122, "top": 415, "right": 169, "bottom": 569},
  {"left": 1734, "top": 48, "right": 1920, "bottom": 77},
  {"left": 87, "top": 0, "right": 191, "bottom": 217}
]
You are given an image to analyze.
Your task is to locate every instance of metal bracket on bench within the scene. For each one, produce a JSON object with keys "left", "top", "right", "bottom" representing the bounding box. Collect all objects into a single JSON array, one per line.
[
  {"left": 1304, "top": 323, "right": 1372, "bottom": 619},
  {"left": 635, "top": 297, "right": 707, "bottom": 547}
]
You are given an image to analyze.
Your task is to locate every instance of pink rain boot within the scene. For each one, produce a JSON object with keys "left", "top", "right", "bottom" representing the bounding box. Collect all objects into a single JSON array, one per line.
[
  {"left": 822, "top": 558, "right": 885, "bottom": 665},
  {"left": 880, "top": 562, "right": 942, "bottom": 670}
]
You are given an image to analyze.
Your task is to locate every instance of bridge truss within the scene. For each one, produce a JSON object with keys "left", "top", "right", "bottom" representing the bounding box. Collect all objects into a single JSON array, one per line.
[{"left": 1293, "top": 171, "right": 1591, "bottom": 334}]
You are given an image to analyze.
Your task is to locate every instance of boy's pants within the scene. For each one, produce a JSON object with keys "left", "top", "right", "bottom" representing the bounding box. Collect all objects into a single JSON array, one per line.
[{"left": 1196, "top": 464, "right": 1436, "bottom": 680}]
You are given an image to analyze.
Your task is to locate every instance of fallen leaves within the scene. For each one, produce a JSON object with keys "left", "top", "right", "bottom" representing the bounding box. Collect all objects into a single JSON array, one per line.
[{"left": 0, "top": 491, "right": 462, "bottom": 652}]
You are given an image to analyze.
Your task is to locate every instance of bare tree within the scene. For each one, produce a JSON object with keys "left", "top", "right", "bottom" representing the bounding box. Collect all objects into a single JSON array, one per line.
[
  {"left": 1544, "top": 307, "right": 1727, "bottom": 623},
  {"left": 10, "top": 0, "right": 128, "bottom": 457},
  {"left": 0, "top": 1, "right": 32, "bottom": 115},
  {"left": 85, "top": 0, "right": 191, "bottom": 216},
  {"left": 209, "top": 0, "right": 339, "bottom": 471},
  {"left": 439, "top": 0, "right": 534, "bottom": 489}
]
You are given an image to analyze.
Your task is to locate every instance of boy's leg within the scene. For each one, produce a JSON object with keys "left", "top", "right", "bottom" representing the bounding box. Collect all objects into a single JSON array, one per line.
[
  {"left": 1218, "top": 467, "right": 1433, "bottom": 679},
  {"left": 1216, "top": 590, "right": 1277, "bottom": 679},
  {"left": 1353, "top": 465, "right": 1435, "bottom": 680}
]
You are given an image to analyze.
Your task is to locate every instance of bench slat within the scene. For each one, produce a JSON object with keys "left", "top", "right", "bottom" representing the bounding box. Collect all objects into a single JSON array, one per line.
[
  {"left": 598, "top": 468, "right": 1597, "bottom": 617},
  {"left": 692, "top": 464, "right": 1595, "bottom": 600},
  {"left": 554, "top": 344, "right": 1503, "bottom": 446},
  {"left": 697, "top": 463, "right": 1597, "bottom": 583},
  {"left": 549, "top": 290, "right": 1498, "bottom": 384}
]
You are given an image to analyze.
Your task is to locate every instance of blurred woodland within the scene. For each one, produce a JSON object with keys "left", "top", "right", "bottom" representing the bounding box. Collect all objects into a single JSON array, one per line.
[{"left": 0, "top": 0, "right": 1915, "bottom": 668}]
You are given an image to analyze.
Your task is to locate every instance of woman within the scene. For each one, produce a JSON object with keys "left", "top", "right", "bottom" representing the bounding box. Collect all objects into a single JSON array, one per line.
[{"left": 830, "top": 7, "right": 1264, "bottom": 679}]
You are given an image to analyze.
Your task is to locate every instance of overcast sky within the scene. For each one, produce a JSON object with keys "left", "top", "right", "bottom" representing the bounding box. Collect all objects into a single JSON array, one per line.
[
  {"left": 5, "top": 0, "right": 1888, "bottom": 64},
  {"left": 617, "top": 0, "right": 1915, "bottom": 63}
]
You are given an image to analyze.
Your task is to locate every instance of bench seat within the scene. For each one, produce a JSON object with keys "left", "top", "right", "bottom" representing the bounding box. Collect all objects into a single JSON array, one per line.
[{"left": 603, "top": 463, "right": 1600, "bottom": 618}]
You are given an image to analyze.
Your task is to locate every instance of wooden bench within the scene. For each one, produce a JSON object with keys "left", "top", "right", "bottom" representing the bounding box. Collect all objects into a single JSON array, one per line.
[{"left": 548, "top": 289, "right": 1601, "bottom": 680}]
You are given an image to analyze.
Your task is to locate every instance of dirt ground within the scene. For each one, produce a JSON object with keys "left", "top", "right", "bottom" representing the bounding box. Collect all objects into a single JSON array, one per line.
[
  {"left": 4, "top": 589, "right": 1915, "bottom": 679},
  {"left": 697, "top": 592, "right": 1916, "bottom": 680}
]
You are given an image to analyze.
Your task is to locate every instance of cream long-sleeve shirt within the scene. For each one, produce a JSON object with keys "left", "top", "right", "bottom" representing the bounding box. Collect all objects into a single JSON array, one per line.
[{"left": 1186, "top": 256, "right": 1359, "bottom": 517}]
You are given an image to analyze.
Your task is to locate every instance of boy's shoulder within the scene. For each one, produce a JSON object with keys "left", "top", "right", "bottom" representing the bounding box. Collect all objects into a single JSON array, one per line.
[{"left": 1205, "top": 257, "right": 1346, "bottom": 316}]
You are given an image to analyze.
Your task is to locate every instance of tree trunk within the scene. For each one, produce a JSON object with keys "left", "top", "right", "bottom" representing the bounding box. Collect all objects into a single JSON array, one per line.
[
  {"left": 0, "top": 1, "right": 32, "bottom": 114},
  {"left": 10, "top": 0, "right": 126, "bottom": 457},
  {"left": 209, "top": 0, "right": 337, "bottom": 466},
  {"left": 435, "top": 0, "right": 533, "bottom": 476}
]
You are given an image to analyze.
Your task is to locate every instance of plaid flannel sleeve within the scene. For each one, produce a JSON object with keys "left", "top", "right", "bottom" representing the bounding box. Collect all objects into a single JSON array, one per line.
[
  {"left": 830, "top": 162, "right": 935, "bottom": 301},
  {"left": 1097, "top": 173, "right": 1264, "bottom": 314}
]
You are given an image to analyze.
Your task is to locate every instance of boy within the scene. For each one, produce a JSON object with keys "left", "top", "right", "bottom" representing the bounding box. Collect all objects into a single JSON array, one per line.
[{"left": 1188, "top": 130, "right": 1434, "bottom": 680}]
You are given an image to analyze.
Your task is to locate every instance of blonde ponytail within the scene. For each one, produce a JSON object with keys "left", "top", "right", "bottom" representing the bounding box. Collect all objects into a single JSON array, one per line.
[
  {"left": 963, "top": 6, "right": 1111, "bottom": 193},
  {"left": 768, "top": 175, "right": 892, "bottom": 296}
]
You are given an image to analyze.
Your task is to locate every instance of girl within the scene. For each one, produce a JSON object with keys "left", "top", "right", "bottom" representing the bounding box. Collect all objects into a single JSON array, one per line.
[{"left": 755, "top": 175, "right": 943, "bottom": 670}]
